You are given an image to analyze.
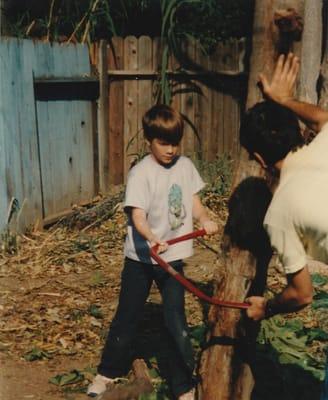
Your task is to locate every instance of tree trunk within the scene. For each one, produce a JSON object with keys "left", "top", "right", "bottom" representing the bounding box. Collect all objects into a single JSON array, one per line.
[
  {"left": 319, "top": 2, "right": 328, "bottom": 109},
  {"left": 298, "top": 0, "right": 322, "bottom": 104},
  {"left": 198, "top": 248, "right": 256, "bottom": 400},
  {"left": 198, "top": 1, "right": 323, "bottom": 400}
]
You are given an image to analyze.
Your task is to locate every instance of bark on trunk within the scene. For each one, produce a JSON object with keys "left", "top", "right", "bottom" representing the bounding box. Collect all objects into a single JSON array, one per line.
[
  {"left": 298, "top": 0, "right": 322, "bottom": 104},
  {"left": 198, "top": 249, "right": 256, "bottom": 400},
  {"left": 198, "top": 1, "right": 316, "bottom": 400},
  {"left": 320, "top": 3, "right": 328, "bottom": 110}
]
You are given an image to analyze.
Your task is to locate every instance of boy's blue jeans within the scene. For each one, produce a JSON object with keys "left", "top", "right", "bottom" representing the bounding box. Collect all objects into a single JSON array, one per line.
[{"left": 98, "top": 257, "right": 195, "bottom": 398}]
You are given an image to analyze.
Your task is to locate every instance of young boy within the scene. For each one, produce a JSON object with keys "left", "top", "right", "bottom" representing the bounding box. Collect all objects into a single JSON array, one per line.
[
  {"left": 240, "top": 53, "right": 328, "bottom": 399},
  {"left": 87, "top": 104, "right": 218, "bottom": 400}
]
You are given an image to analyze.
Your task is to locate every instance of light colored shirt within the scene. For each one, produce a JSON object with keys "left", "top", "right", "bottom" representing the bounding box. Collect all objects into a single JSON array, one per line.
[
  {"left": 123, "top": 155, "right": 205, "bottom": 264},
  {"left": 264, "top": 122, "right": 328, "bottom": 274}
]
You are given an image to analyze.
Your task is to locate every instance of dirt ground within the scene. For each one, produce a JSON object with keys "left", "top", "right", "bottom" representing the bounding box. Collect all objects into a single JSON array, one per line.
[
  {"left": 0, "top": 195, "right": 220, "bottom": 400},
  {"left": 1, "top": 193, "right": 327, "bottom": 400}
]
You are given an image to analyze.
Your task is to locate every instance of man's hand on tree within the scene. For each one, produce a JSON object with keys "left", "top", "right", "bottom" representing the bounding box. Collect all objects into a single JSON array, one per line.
[{"left": 259, "top": 53, "right": 300, "bottom": 106}]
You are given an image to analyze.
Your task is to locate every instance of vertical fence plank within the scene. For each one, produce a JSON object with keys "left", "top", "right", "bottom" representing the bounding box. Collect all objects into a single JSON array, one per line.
[
  {"left": 231, "top": 39, "right": 243, "bottom": 160},
  {"left": 137, "top": 36, "right": 153, "bottom": 155},
  {"left": 217, "top": 41, "right": 226, "bottom": 158},
  {"left": 209, "top": 44, "right": 222, "bottom": 161},
  {"left": 0, "top": 39, "right": 43, "bottom": 231},
  {"left": 180, "top": 38, "right": 196, "bottom": 157},
  {"left": 108, "top": 37, "right": 124, "bottom": 184},
  {"left": 152, "top": 37, "right": 164, "bottom": 104},
  {"left": 124, "top": 36, "right": 138, "bottom": 180},
  {"left": 19, "top": 39, "right": 43, "bottom": 229},
  {"left": 0, "top": 41, "right": 8, "bottom": 229},
  {"left": 222, "top": 40, "right": 234, "bottom": 157},
  {"left": 0, "top": 40, "right": 22, "bottom": 229},
  {"left": 5, "top": 40, "right": 24, "bottom": 209},
  {"left": 90, "top": 43, "right": 100, "bottom": 194},
  {"left": 73, "top": 43, "right": 95, "bottom": 202},
  {"left": 195, "top": 41, "right": 211, "bottom": 161},
  {"left": 34, "top": 40, "right": 94, "bottom": 218},
  {"left": 169, "top": 40, "right": 181, "bottom": 121},
  {"left": 98, "top": 40, "right": 110, "bottom": 192}
]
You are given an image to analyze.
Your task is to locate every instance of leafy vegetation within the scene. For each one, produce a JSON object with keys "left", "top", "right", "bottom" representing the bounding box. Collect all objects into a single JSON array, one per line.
[
  {"left": 252, "top": 272, "right": 328, "bottom": 400},
  {"left": 3, "top": 0, "right": 254, "bottom": 46},
  {"left": 194, "top": 154, "right": 233, "bottom": 197}
]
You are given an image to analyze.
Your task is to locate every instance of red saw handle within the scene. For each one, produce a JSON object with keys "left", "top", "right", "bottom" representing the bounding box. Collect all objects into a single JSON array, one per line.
[{"left": 150, "top": 229, "right": 249, "bottom": 310}]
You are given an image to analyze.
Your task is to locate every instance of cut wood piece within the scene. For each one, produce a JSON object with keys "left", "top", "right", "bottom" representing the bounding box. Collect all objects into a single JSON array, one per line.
[
  {"left": 100, "top": 359, "right": 153, "bottom": 400},
  {"left": 100, "top": 379, "right": 153, "bottom": 400},
  {"left": 132, "top": 358, "right": 152, "bottom": 383}
]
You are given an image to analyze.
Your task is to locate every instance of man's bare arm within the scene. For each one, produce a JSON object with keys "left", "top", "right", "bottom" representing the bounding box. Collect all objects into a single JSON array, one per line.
[
  {"left": 260, "top": 53, "right": 328, "bottom": 132},
  {"left": 246, "top": 266, "right": 313, "bottom": 321}
]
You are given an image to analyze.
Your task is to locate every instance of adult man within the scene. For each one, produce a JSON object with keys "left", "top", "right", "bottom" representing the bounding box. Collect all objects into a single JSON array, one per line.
[{"left": 241, "top": 53, "right": 328, "bottom": 399}]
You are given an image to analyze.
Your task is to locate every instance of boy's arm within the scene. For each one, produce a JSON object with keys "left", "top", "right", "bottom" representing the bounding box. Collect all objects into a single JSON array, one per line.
[
  {"left": 246, "top": 266, "right": 313, "bottom": 320},
  {"left": 131, "top": 207, "right": 168, "bottom": 252},
  {"left": 260, "top": 53, "right": 328, "bottom": 132},
  {"left": 192, "top": 194, "right": 218, "bottom": 234}
]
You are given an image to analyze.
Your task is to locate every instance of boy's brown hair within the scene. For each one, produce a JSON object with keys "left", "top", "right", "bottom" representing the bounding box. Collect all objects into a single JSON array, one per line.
[{"left": 142, "top": 104, "right": 184, "bottom": 145}]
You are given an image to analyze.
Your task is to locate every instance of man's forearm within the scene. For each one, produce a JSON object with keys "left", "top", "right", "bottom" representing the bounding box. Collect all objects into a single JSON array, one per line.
[
  {"left": 266, "top": 266, "right": 313, "bottom": 317},
  {"left": 280, "top": 98, "right": 328, "bottom": 133},
  {"left": 265, "top": 285, "right": 311, "bottom": 317}
]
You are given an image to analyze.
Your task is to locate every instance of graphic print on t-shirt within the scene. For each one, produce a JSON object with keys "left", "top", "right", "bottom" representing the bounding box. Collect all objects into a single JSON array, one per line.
[{"left": 168, "top": 183, "right": 186, "bottom": 230}]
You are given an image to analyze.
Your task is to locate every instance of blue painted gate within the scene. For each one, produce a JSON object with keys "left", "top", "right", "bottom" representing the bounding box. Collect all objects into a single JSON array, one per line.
[{"left": 0, "top": 38, "right": 97, "bottom": 232}]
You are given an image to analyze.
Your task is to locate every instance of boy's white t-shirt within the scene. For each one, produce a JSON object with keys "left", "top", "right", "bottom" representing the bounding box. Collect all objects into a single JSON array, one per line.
[
  {"left": 123, "top": 155, "right": 205, "bottom": 264},
  {"left": 264, "top": 122, "right": 328, "bottom": 274}
]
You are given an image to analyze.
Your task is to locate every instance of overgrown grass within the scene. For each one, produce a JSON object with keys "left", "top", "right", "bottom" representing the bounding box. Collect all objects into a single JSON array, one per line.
[{"left": 193, "top": 154, "right": 233, "bottom": 197}]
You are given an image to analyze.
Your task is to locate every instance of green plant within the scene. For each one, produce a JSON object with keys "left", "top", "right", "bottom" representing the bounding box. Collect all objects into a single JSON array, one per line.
[
  {"left": 155, "top": 0, "right": 202, "bottom": 105},
  {"left": 194, "top": 154, "right": 233, "bottom": 197}
]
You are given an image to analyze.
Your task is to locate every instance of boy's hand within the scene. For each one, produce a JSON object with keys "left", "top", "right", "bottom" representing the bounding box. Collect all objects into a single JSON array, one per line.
[
  {"left": 245, "top": 296, "right": 267, "bottom": 321},
  {"left": 149, "top": 237, "right": 168, "bottom": 254},
  {"left": 259, "top": 53, "right": 299, "bottom": 106},
  {"left": 202, "top": 220, "right": 218, "bottom": 235}
]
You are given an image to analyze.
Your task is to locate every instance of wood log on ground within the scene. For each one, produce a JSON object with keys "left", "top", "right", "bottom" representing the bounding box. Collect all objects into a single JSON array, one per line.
[
  {"left": 100, "top": 359, "right": 153, "bottom": 400},
  {"left": 43, "top": 189, "right": 124, "bottom": 229}
]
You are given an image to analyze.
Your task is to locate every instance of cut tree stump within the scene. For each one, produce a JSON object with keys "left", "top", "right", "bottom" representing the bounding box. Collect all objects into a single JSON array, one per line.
[{"left": 99, "top": 359, "right": 153, "bottom": 400}]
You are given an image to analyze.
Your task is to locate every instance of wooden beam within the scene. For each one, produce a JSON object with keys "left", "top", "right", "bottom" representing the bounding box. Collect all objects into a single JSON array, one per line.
[
  {"left": 107, "top": 69, "right": 247, "bottom": 78},
  {"left": 34, "top": 77, "right": 99, "bottom": 100}
]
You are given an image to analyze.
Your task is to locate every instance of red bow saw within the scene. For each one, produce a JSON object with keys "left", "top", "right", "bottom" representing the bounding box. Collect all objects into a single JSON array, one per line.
[{"left": 150, "top": 229, "right": 249, "bottom": 310}]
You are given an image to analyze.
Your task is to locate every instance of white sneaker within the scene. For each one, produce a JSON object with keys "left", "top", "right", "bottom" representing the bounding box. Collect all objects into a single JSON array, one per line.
[
  {"left": 178, "top": 388, "right": 195, "bottom": 400},
  {"left": 87, "top": 374, "right": 114, "bottom": 397}
]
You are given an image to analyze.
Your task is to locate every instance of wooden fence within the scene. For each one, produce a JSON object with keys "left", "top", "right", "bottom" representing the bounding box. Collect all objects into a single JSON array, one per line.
[
  {"left": 0, "top": 36, "right": 245, "bottom": 233},
  {"left": 0, "top": 38, "right": 97, "bottom": 232},
  {"left": 90, "top": 37, "right": 246, "bottom": 190}
]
